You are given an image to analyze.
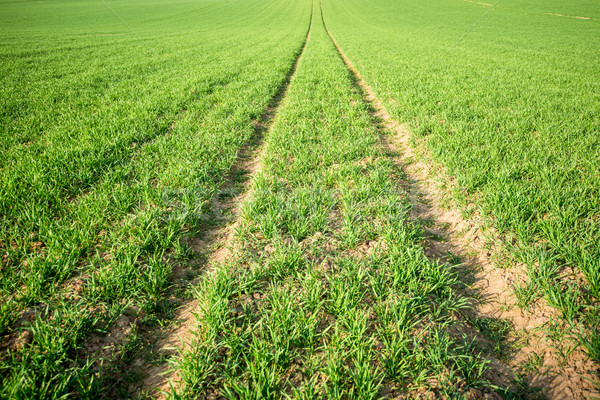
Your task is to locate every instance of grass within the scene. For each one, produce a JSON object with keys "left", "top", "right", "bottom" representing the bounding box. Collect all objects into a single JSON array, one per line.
[
  {"left": 467, "top": 316, "right": 512, "bottom": 359},
  {"left": 0, "top": 0, "right": 312, "bottom": 397},
  {"left": 322, "top": 0, "right": 600, "bottom": 365},
  {"left": 2, "top": 0, "right": 598, "bottom": 397},
  {"left": 168, "top": 3, "right": 501, "bottom": 398}
]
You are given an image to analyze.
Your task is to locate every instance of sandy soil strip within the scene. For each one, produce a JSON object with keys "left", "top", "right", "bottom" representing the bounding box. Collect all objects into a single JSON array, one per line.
[
  {"left": 547, "top": 12, "right": 591, "bottom": 20},
  {"left": 463, "top": 0, "right": 593, "bottom": 20},
  {"left": 464, "top": 0, "right": 494, "bottom": 8},
  {"left": 321, "top": 11, "right": 599, "bottom": 400},
  {"left": 130, "top": 7, "right": 315, "bottom": 399}
]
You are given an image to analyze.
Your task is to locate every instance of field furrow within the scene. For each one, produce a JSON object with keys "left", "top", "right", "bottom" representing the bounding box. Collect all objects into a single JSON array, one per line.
[
  {"left": 124, "top": 9, "right": 314, "bottom": 398},
  {"left": 321, "top": 3, "right": 599, "bottom": 398},
  {"left": 0, "top": 0, "right": 313, "bottom": 397},
  {"left": 321, "top": 0, "right": 600, "bottom": 397},
  {"left": 163, "top": 3, "right": 520, "bottom": 398},
  {"left": 1, "top": 0, "right": 598, "bottom": 397}
]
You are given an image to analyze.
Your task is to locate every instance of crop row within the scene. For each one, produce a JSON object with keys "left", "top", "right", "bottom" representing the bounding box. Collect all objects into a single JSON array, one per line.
[
  {"left": 323, "top": 0, "right": 600, "bottom": 361},
  {"left": 167, "top": 3, "right": 505, "bottom": 398},
  {"left": 0, "top": 0, "right": 312, "bottom": 397}
]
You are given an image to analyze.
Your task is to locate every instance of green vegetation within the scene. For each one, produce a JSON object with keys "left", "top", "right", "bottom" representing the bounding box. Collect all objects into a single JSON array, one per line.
[
  {"left": 0, "top": 0, "right": 311, "bottom": 396},
  {"left": 169, "top": 4, "right": 498, "bottom": 398},
  {"left": 322, "top": 0, "right": 600, "bottom": 352},
  {"left": 2, "top": 0, "right": 599, "bottom": 397}
]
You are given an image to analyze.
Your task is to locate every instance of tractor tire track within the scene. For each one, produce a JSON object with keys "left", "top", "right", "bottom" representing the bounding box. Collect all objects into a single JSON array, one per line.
[
  {"left": 319, "top": 2, "right": 599, "bottom": 398},
  {"left": 127, "top": 5, "right": 315, "bottom": 398}
]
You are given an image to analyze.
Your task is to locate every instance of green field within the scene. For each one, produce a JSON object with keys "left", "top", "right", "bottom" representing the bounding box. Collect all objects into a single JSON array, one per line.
[
  {"left": 0, "top": 0, "right": 311, "bottom": 396},
  {"left": 1, "top": 0, "right": 599, "bottom": 398},
  {"left": 323, "top": 0, "right": 600, "bottom": 368}
]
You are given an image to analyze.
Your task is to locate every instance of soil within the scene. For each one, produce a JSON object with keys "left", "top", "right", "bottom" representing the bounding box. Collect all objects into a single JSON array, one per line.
[{"left": 136, "top": 133, "right": 265, "bottom": 398}]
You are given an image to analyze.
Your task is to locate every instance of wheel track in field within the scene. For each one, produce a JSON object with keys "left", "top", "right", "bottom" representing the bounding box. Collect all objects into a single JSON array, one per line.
[
  {"left": 319, "top": 1, "right": 599, "bottom": 399},
  {"left": 122, "top": 4, "right": 315, "bottom": 398}
]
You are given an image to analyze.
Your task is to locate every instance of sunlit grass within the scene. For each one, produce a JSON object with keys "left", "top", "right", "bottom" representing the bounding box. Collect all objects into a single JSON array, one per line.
[
  {"left": 0, "top": 0, "right": 311, "bottom": 396},
  {"left": 169, "top": 4, "right": 499, "bottom": 397},
  {"left": 323, "top": 0, "right": 600, "bottom": 366}
]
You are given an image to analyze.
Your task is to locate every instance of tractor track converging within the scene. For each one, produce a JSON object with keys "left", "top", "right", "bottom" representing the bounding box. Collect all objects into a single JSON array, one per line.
[
  {"left": 318, "top": 1, "right": 598, "bottom": 397},
  {"left": 127, "top": 4, "right": 315, "bottom": 398}
]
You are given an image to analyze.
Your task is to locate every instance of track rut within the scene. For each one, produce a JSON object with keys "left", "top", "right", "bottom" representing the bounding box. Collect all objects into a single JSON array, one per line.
[
  {"left": 320, "top": 2, "right": 599, "bottom": 398},
  {"left": 130, "top": 5, "right": 315, "bottom": 398}
]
